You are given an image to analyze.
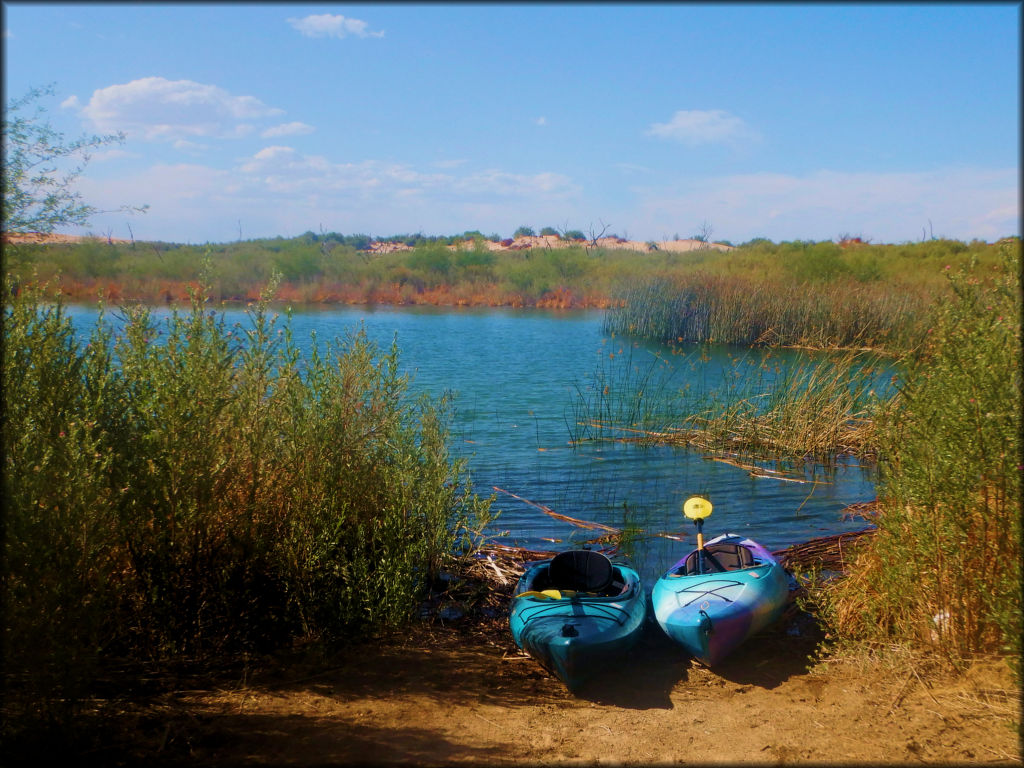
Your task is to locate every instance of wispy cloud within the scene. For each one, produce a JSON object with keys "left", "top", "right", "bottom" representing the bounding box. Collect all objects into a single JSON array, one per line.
[
  {"left": 261, "top": 121, "right": 315, "bottom": 138},
  {"left": 89, "top": 148, "right": 140, "bottom": 162},
  {"left": 630, "top": 167, "right": 1019, "bottom": 243},
  {"left": 287, "top": 14, "right": 384, "bottom": 39},
  {"left": 235, "top": 147, "right": 576, "bottom": 201},
  {"left": 646, "top": 109, "right": 757, "bottom": 146},
  {"left": 431, "top": 158, "right": 469, "bottom": 169},
  {"left": 534, "top": 116, "right": 547, "bottom": 127},
  {"left": 65, "top": 77, "right": 284, "bottom": 142},
  {"left": 77, "top": 147, "right": 580, "bottom": 242},
  {"left": 615, "top": 162, "right": 651, "bottom": 175}
]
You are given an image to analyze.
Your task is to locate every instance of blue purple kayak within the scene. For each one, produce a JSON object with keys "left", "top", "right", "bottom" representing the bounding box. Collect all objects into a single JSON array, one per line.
[{"left": 651, "top": 533, "right": 789, "bottom": 666}]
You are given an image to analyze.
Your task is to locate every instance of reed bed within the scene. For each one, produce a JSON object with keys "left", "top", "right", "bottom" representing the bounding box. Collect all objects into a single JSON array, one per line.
[
  {"left": 604, "top": 273, "right": 929, "bottom": 352},
  {"left": 2, "top": 276, "right": 493, "bottom": 727}
]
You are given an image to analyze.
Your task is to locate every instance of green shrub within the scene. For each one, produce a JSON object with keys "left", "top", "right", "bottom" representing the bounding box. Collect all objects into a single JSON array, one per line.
[
  {"left": 405, "top": 243, "right": 452, "bottom": 287},
  {"left": 784, "top": 241, "right": 851, "bottom": 283}
]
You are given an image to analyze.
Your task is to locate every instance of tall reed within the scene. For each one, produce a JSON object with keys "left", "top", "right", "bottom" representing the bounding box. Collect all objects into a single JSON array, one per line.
[
  {"left": 605, "top": 273, "right": 929, "bottom": 352},
  {"left": 2, "top": 277, "right": 492, "bottom": 725},
  {"left": 817, "top": 247, "right": 1021, "bottom": 666}
]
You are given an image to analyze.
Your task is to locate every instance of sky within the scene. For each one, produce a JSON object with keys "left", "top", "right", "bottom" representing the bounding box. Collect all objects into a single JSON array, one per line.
[{"left": 2, "top": 2, "right": 1020, "bottom": 245}]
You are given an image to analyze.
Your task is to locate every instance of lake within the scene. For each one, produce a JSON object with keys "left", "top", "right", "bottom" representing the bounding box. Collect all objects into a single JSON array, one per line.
[{"left": 65, "top": 302, "right": 880, "bottom": 583}]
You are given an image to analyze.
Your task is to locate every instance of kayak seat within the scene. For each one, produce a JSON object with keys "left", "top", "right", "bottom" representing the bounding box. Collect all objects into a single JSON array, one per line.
[
  {"left": 548, "top": 550, "right": 615, "bottom": 594},
  {"left": 683, "top": 543, "right": 754, "bottom": 575}
]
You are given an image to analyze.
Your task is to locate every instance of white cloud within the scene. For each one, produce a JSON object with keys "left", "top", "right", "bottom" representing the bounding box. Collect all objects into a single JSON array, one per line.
[
  {"left": 287, "top": 14, "right": 384, "bottom": 39},
  {"left": 646, "top": 109, "right": 757, "bottom": 146},
  {"left": 261, "top": 121, "right": 315, "bottom": 138},
  {"left": 68, "top": 77, "right": 284, "bottom": 142},
  {"left": 535, "top": 116, "right": 547, "bottom": 126}
]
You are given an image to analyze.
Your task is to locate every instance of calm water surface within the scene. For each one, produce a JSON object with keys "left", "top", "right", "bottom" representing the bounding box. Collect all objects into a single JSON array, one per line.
[{"left": 66, "top": 303, "right": 879, "bottom": 583}]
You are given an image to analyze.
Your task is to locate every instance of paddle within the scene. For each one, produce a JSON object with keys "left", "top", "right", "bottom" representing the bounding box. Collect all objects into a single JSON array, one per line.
[{"left": 683, "top": 496, "right": 713, "bottom": 575}]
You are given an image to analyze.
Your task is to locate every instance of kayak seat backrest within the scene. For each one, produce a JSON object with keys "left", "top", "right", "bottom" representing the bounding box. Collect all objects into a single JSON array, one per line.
[
  {"left": 608, "top": 567, "right": 629, "bottom": 595},
  {"left": 548, "top": 550, "right": 614, "bottom": 594},
  {"left": 683, "top": 543, "right": 754, "bottom": 575}
]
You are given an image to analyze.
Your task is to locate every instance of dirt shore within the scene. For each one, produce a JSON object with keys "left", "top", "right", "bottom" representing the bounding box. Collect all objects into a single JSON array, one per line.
[{"left": 27, "top": 615, "right": 1018, "bottom": 766}]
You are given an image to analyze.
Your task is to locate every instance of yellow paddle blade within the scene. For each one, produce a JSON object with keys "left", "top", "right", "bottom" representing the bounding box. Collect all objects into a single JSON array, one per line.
[
  {"left": 515, "top": 589, "right": 564, "bottom": 600},
  {"left": 683, "top": 495, "right": 713, "bottom": 520}
]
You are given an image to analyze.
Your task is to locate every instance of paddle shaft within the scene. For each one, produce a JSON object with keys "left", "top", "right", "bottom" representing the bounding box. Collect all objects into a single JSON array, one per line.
[
  {"left": 682, "top": 495, "right": 712, "bottom": 575},
  {"left": 696, "top": 517, "right": 705, "bottom": 574}
]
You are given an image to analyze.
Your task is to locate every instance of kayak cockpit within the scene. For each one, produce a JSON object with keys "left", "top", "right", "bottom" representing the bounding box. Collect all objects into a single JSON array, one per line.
[
  {"left": 667, "top": 538, "right": 767, "bottom": 578},
  {"left": 518, "top": 550, "right": 632, "bottom": 599}
]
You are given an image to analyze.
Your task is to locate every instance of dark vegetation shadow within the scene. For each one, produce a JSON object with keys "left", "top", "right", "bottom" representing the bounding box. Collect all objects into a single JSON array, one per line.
[{"left": 2, "top": 710, "right": 510, "bottom": 767}]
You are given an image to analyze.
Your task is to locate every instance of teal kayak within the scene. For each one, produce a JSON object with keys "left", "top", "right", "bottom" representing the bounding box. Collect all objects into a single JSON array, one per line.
[
  {"left": 651, "top": 533, "right": 789, "bottom": 666},
  {"left": 509, "top": 550, "right": 647, "bottom": 691}
]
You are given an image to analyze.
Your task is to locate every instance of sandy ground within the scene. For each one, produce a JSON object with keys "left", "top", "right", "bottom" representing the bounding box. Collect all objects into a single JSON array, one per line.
[{"left": 54, "top": 616, "right": 1018, "bottom": 766}]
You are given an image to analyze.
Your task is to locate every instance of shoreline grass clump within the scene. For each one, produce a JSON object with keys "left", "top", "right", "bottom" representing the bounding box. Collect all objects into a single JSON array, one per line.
[
  {"left": 816, "top": 247, "right": 1021, "bottom": 669},
  {"left": 1, "top": 276, "right": 492, "bottom": 729},
  {"left": 674, "top": 349, "right": 892, "bottom": 463},
  {"left": 573, "top": 341, "right": 891, "bottom": 467}
]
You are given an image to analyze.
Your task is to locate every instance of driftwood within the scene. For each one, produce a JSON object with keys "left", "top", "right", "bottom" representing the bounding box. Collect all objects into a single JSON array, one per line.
[
  {"left": 772, "top": 527, "right": 876, "bottom": 573},
  {"left": 492, "top": 486, "right": 687, "bottom": 543},
  {"left": 493, "top": 486, "right": 620, "bottom": 533}
]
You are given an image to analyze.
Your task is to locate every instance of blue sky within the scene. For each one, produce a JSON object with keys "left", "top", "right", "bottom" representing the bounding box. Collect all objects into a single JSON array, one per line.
[{"left": 3, "top": 2, "right": 1020, "bottom": 244}]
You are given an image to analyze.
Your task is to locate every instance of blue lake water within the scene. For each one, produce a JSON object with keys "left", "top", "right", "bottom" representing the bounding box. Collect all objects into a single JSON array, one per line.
[{"left": 64, "top": 302, "right": 880, "bottom": 583}]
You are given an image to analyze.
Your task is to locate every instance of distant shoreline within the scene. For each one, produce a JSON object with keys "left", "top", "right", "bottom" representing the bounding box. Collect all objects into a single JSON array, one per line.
[{"left": 2, "top": 230, "right": 735, "bottom": 254}]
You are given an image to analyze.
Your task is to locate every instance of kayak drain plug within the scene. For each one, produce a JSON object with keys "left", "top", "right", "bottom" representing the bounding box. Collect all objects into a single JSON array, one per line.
[{"left": 561, "top": 623, "right": 579, "bottom": 638}]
